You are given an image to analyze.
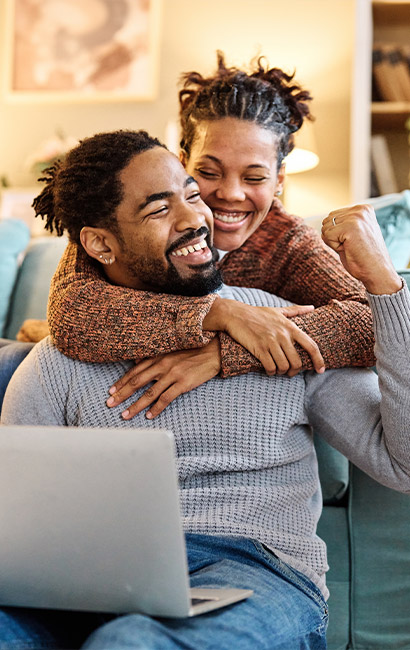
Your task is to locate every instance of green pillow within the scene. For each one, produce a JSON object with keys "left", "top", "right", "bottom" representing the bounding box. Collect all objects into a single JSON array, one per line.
[
  {"left": 369, "top": 190, "right": 410, "bottom": 270},
  {"left": 0, "top": 219, "right": 30, "bottom": 336}
]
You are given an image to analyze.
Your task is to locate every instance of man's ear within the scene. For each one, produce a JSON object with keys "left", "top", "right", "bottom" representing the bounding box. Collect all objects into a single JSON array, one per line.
[
  {"left": 275, "top": 163, "right": 286, "bottom": 197},
  {"left": 80, "top": 227, "right": 117, "bottom": 266}
]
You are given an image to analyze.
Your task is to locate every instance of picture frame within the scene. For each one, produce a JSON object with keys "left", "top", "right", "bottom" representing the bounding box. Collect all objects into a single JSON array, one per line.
[{"left": 3, "top": 0, "right": 161, "bottom": 103}]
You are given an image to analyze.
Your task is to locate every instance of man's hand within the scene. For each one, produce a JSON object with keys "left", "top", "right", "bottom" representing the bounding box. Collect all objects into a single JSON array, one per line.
[
  {"left": 322, "top": 204, "right": 403, "bottom": 295},
  {"left": 203, "top": 299, "right": 325, "bottom": 377},
  {"left": 106, "top": 338, "right": 222, "bottom": 420}
]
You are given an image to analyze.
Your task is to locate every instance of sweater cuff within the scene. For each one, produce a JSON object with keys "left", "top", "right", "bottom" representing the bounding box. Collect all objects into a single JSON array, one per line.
[
  {"left": 367, "top": 282, "right": 410, "bottom": 344},
  {"left": 176, "top": 293, "right": 218, "bottom": 347}
]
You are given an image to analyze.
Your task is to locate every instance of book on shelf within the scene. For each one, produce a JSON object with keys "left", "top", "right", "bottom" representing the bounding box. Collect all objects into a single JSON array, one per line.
[
  {"left": 372, "top": 43, "right": 410, "bottom": 102},
  {"left": 370, "top": 134, "right": 398, "bottom": 196}
]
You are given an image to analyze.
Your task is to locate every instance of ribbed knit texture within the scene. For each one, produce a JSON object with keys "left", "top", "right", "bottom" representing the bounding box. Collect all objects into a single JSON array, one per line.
[
  {"left": 4, "top": 284, "right": 410, "bottom": 602},
  {"left": 47, "top": 200, "right": 375, "bottom": 374}
]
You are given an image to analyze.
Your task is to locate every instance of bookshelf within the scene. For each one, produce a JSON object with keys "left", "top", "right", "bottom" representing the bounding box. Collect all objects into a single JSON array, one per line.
[
  {"left": 351, "top": 0, "right": 410, "bottom": 201},
  {"left": 370, "top": 0, "right": 410, "bottom": 194}
]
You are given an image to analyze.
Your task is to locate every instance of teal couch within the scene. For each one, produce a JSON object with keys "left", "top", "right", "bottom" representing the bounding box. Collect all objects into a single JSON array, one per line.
[{"left": 1, "top": 191, "right": 410, "bottom": 649}]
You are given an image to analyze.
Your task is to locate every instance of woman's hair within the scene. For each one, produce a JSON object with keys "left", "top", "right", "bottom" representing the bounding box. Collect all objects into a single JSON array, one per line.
[
  {"left": 33, "top": 129, "right": 165, "bottom": 243},
  {"left": 179, "top": 51, "right": 313, "bottom": 168}
]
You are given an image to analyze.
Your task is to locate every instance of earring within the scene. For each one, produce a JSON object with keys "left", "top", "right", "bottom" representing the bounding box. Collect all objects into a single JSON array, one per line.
[
  {"left": 275, "top": 190, "right": 282, "bottom": 197},
  {"left": 99, "top": 254, "right": 114, "bottom": 265}
]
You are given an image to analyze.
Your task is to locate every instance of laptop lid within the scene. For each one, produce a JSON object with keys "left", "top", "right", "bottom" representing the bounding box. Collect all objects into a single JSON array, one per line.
[{"left": 0, "top": 425, "right": 252, "bottom": 618}]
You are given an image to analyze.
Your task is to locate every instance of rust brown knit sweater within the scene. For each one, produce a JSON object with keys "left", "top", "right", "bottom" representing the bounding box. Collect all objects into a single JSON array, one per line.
[{"left": 47, "top": 200, "right": 375, "bottom": 377}]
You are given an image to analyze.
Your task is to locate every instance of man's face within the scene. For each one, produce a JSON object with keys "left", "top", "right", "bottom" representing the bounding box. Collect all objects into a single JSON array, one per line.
[{"left": 112, "top": 147, "right": 222, "bottom": 296}]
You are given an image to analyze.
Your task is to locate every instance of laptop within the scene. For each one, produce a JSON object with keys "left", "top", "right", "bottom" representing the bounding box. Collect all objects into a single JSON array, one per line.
[{"left": 0, "top": 425, "right": 253, "bottom": 617}]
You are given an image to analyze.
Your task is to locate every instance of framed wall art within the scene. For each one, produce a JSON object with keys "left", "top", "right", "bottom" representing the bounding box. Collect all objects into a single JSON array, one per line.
[{"left": 4, "top": 0, "right": 161, "bottom": 102}]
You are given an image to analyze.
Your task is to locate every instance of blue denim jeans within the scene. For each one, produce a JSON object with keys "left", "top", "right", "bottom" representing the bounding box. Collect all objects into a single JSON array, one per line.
[
  {"left": 0, "top": 339, "right": 34, "bottom": 413},
  {"left": 0, "top": 535, "right": 328, "bottom": 650}
]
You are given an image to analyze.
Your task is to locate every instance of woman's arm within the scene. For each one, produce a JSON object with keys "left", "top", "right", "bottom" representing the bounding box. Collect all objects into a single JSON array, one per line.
[
  {"left": 218, "top": 202, "right": 376, "bottom": 377},
  {"left": 48, "top": 243, "right": 218, "bottom": 362},
  {"left": 48, "top": 241, "right": 325, "bottom": 373}
]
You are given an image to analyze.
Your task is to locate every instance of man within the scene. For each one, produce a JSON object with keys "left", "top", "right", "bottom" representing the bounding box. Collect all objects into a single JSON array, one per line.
[{"left": 2, "top": 129, "right": 410, "bottom": 650}]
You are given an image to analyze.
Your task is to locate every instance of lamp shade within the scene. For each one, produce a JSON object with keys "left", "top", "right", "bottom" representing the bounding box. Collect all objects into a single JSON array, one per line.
[{"left": 285, "top": 120, "right": 320, "bottom": 174}]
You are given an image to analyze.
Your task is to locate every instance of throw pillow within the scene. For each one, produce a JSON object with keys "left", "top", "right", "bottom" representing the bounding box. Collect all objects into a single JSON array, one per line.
[
  {"left": 0, "top": 219, "right": 30, "bottom": 337},
  {"left": 369, "top": 190, "right": 410, "bottom": 270}
]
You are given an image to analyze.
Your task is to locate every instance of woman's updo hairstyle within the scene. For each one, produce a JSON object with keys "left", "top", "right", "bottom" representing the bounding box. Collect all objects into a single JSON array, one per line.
[{"left": 179, "top": 51, "right": 314, "bottom": 168}]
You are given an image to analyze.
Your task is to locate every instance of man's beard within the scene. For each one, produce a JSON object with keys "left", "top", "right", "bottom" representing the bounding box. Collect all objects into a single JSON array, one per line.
[{"left": 121, "top": 235, "right": 223, "bottom": 297}]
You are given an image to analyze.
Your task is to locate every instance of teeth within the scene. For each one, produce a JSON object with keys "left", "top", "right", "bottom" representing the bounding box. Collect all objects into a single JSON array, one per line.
[
  {"left": 171, "top": 238, "right": 208, "bottom": 257},
  {"left": 214, "top": 212, "right": 246, "bottom": 224}
]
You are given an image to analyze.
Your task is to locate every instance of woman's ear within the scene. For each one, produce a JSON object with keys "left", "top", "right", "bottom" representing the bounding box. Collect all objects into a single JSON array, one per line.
[
  {"left": 80, "top": 227, "right": 116, "bottom": 266},
  {"left": 179, "top": 150, "right": 187, "bottom": 167},
  {"left": 275, "top": 164, "right": 286, "bottom": 196}
]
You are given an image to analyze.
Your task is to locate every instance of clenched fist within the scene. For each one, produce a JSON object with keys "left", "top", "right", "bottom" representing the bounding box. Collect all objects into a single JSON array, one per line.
[{"left": 321, "top": 204, "right": 402, "bottom": 295}]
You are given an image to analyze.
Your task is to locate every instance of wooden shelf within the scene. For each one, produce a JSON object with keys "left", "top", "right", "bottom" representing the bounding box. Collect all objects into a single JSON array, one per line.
[
  {"left": 372, "top": 102, "right": 410, "bottom": 129},
  {"left": 373, "top": 0, "right": 410, "bottom": 25}
]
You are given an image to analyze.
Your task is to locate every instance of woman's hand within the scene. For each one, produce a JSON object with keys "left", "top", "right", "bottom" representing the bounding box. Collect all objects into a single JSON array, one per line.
[
  {"left": 106, "top": 338, "right": 221, "bottom": 420},
  {"left": 203, "top": 299, "right": 325, "bottom": 377}
]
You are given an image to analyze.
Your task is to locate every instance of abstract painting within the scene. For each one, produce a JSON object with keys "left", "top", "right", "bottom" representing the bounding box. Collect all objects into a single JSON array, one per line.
[{"left": 4, "top": 0, "right": 160, "bottom": 101}]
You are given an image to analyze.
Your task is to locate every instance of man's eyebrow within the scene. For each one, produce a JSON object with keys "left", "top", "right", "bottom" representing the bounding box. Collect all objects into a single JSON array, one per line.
[
  {"left": 138, "top": 176, "right": 198, "bottom": 211},
  {"left": 138, "top": 191, "right": 172, "bottom": 212}
]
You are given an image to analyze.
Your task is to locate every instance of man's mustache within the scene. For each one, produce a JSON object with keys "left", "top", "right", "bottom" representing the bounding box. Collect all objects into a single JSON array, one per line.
[{"left": 166, "top": 227, "right": 211, "bottom": 256}]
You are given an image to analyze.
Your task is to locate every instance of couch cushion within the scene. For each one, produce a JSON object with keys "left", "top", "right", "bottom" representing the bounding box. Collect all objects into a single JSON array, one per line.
[
  {"left": 0, "top": 219, "right": 30, "bottom": 337},
  {"left": 349, "top": 466, "right": 410, "bottom": 649},
  {"left": 314, "top": 433, "right": 349, "bottom": 505},
  {"left": 4, "top": 236, "right": 68, "bottom": 340}
]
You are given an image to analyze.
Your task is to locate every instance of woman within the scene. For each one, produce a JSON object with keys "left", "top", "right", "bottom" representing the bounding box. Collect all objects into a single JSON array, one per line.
[{"left": 40, "top": 53, "right": 374, "bottom": 418}]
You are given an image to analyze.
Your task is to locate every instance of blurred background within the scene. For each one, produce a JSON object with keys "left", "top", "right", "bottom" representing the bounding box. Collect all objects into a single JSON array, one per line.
[{"left": 0, "top": 0, "right": 408, "bottom": 227}]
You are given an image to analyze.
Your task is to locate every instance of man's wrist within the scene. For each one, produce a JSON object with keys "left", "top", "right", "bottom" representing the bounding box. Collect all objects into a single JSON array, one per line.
[{"left": 365, "top": 271, "right": 403, "bottom": 296}]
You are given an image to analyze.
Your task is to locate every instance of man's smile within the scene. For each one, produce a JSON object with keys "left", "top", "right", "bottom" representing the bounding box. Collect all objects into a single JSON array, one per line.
[
  {"left": 171, "top": 237, "right": 208, "bottom": 257},
  {"left": 168, "top": 228, "right": 213, "bottom": 266}
]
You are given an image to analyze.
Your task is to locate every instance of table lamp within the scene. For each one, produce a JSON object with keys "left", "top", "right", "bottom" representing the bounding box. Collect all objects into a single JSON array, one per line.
[{"left": 284, "top": 120, "right": 320, "bottom": 175}]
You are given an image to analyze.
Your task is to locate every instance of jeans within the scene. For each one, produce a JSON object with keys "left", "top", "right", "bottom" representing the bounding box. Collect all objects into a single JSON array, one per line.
[
  {"left": 0, "top": 339, "right": 34, "bottom": 413},
  {"left": 0, "top": 534, "right": 328, "bottom": 650}
]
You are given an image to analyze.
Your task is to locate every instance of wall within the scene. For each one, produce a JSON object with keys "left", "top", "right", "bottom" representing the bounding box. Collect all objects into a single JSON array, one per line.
[{"left": 0, "top": 0, "right": 355, "bottom": 217}]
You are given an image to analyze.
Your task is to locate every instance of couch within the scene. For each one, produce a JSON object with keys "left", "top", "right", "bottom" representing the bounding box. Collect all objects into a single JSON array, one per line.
[{"left": 1, "top": 191, "right": 410, "bottom": 649}]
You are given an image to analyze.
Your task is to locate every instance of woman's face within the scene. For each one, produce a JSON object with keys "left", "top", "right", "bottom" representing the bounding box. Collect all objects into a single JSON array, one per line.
[{"left": 182, "top": 117, "right": 285, "bottom": 252}]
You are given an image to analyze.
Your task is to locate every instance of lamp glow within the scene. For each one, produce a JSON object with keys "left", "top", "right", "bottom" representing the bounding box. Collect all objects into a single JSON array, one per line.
[{"left": 284, "top": 121, "right": 320, "bottom": 175}]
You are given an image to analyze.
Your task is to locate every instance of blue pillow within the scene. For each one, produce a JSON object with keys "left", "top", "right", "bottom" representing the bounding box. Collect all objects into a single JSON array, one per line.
[
  {"left": 0, "top": 219, "right": 30, "bottom": 336},
  {"left": 369, "top": 190, "right": 410, "bottom": 270}
]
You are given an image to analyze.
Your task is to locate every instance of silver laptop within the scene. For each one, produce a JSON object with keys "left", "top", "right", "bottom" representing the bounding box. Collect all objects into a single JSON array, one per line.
[{"left": 0, "top": 425, "right": 252, "bottom": 617}]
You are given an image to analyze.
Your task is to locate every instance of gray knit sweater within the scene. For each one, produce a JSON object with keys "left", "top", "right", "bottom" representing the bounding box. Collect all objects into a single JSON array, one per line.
[{"left": 3, "top": 284, "right": 410, "bottom": 599}]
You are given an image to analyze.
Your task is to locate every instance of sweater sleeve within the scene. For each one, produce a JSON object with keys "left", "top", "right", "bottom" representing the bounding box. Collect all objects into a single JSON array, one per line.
[
  {"left": 218, "top": 202, "right": 375, "bottom": 378},
  {"left": 47, "top": 243, "right": 218, "bottom": 362},
  {"left": 1, "top": 342, "right": 65, "bottom": 426},
  {"left": 304, "top": 284, "right": 410, "bottom": 493}
]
